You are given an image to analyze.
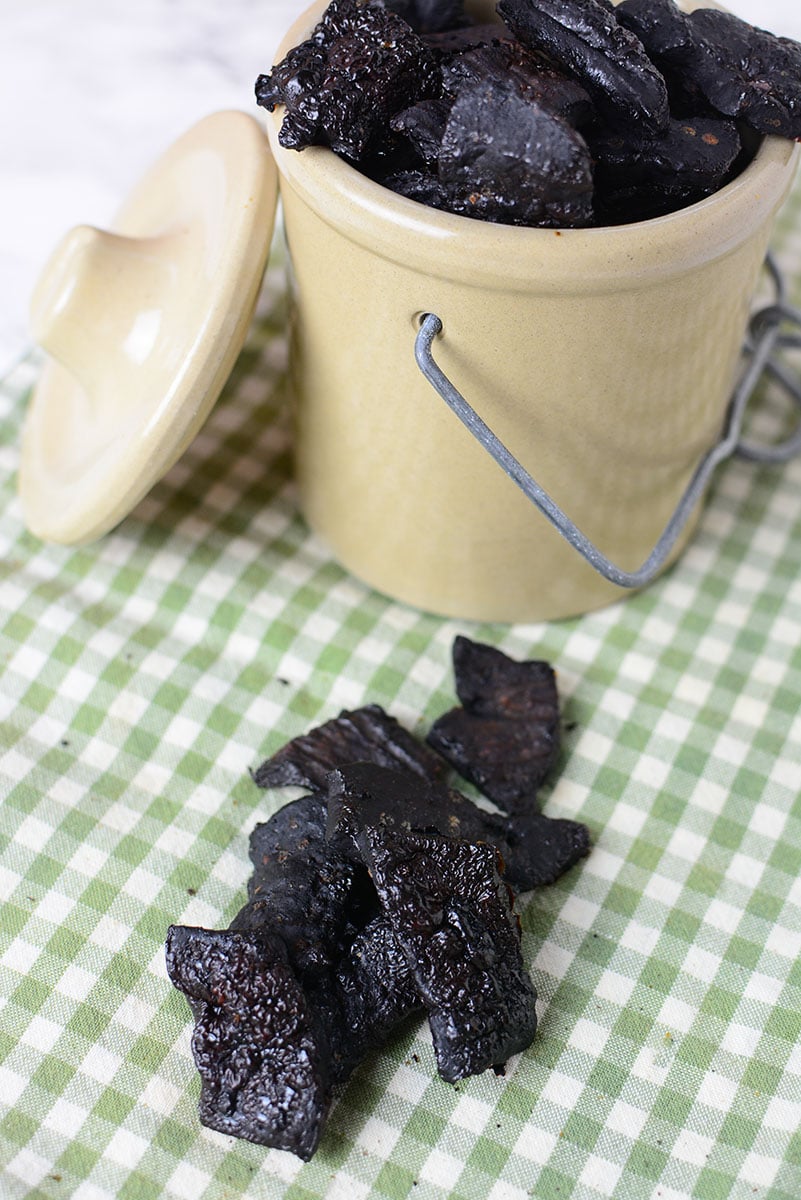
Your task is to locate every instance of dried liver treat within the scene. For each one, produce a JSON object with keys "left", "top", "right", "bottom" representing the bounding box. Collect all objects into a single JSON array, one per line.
[
  {"left": 615, "top": 0, "right": 691, "bottom": 60},
  {"left": 377, "top": 166, "right": 456, "bottom": 208},
  {"left": 359, "top": 826, "right": 538, "bottom": 1082},
  {"left": 451, "top": 634, "right": 560, "bottom": 720},
  {"left": 168, "top": 636, "right": 591, "bottom": 1158},
  {"left": 258, "top": 0, "right": 801, "bottom": 227},
  {"left": 382, "top": 0, "right": 469, "bottom": 35},
  {"left": 423, "top": 22, "right": 510, "bottom": 55},
  {"left": 427, "top": 636, "right": 561, "bottom": 807},
  {"left": 255, "top": 0, "right": 441, "bottom": 159},
  {"left": 333, "top": 915, "right": 422, "bottom": 1076},
  {"left": 391, "top": 97, "right": 453, "bottom": 166},
  {"left": 326, "top": 761, "right": 462, "bottom": 854},
  {"left": 378, "top": 35, "right": 597, "bottom": 225},
  {"left": 324, "top": 760, "right": 517, "bottom": 861},
  {"left": 501, "top": 809, "right": 591, "bottom": 889},
  {"left": 441, "top": 39, "right": 595, "bottom": 128},
  {"left": 497, "top": 0, "right": 669, "bottom": 135},
  {"left": 436, "top": 78, "right": 594, "bottom": 226},
  {"left": 251, "top": 703, "right": 445, "bottom": 792},
  {"left": 617, "top": 0, "right": 801, "bottom": 139},
  {"left": 233, "top": 795, "right": 372, "bottom": 979},
  {"left": 590, "top": 113, "right": 742, "bottom": 223},
  {"left": 165, "top": 926, "right": 332, "bottom": 1159},
  {"left": 326, "top": 759, "right": 589, "bottom": 891},
  {"left": 427, "top": 707, "right": 558, "bottom": 805}
]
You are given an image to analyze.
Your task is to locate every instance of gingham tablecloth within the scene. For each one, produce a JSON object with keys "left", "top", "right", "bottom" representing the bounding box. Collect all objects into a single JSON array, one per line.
[{"left": 2, "top": 180, "right": 801, "bottom": 1200}]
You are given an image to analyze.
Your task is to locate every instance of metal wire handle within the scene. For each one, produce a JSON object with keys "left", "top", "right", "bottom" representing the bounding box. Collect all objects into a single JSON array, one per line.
[{"left": 414, "top": 256, "right": 801, "bottom": 590}]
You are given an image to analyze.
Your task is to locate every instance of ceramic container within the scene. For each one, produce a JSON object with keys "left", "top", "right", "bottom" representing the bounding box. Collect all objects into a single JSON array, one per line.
[{"left": 266, "top": 0, "right": 799, "bottom": 622}]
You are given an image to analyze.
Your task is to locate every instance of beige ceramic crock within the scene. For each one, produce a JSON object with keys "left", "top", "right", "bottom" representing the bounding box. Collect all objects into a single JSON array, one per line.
[{"left": 267, "top": 0, "right": 799, "bottom": 622}]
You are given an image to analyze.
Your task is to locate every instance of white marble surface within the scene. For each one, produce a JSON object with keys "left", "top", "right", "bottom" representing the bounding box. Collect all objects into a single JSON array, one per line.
[{"left": 2, "top": 0, "right": 801, "bottom": 375}]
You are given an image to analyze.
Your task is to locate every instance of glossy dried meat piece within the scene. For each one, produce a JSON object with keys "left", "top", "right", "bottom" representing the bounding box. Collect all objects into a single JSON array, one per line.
[
  {"left": 674, "top": 8, "right": 801, "bottom": 140},
  {"left": 441, "top": 39, "right": 594, "bottom": 128},
  {"left": 501, "top": 810, "right": 591, "bottom": 889},
  {"left": 591, "top": 115, "right": 741, "bottom": 191},
  {"left": 427, "top": 637, "right": 560, "bottom": 806},
  {"left": 325, "top": 760, "right": 589, "bottom": 892},
  {"left": 255, "top": 0, "right": 441, "bottom": 160},
  {"left": 165, "top": 926, "right": 331, "bottom": 1159},
  {"left": 433, "top": 644, "right": 560, "bottom": 793},
  {"left": 378, "top": 166, "right": 454, "bottom": 208},
  {"left": 168, "top": 629, "right": 599, "bottom": 1160},
  {"left": 251, "top": 703, "right": 445, "bottom": 792},
  {"left": 590, "top": 114, "right": 742, "bottom": 223},
  {"left": 427, "top": 708, "right": 561, "bottom": 806},
  {"left": 390, "top": 97, "right": 452, "bottom": 166},
  {"left": 360, "top": 826, "right": 538, "bottom": 1082},
  {"left": 451, "top": 635, "right": 560, "bottom": 721},
  {"left": 615, "top": 0, "right": 691, "bottom": 59},
  {"left": 245, "top": 793, "right": 329, "bottom": 872},
  {"left": 331, "top": 914, "right": 423, "bottom": 1079},
  {"left": 325, "top": 761, "right": 491, "bottom": 856},
  {"left": 437, "top": 78, "right": 594, "bottom": 227},
  {"left": 617, "top": 0, "right": 801, "bottom": 138},
  {"left": 424, "top": 22, "right": 508, "bottom": 55},
  {"left": 233, "top": 795, "right": 373, "bottom": 979},
  {"left": 381, "top": 0, "right": 468, "bottom": 35},
  {"left": 612, "top": 1, "right": 711, "bottom": 121},
  {"left": 497, "top": 0, "right": 669, "bottom": 135}
]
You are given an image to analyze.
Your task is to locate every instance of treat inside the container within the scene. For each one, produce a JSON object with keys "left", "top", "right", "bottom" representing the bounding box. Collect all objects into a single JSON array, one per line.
[
  {"left": 256, "top": 0, "right": 801, "bottom": 227},
  {"left": 497, "top": 0, "right": 670, "bottom": 134},
  {"left": 255, "top": 0, "right": 441, "bottom": 159},
  {"left": 616, "top": 0, "right": 801, "bottom": 138},
  {"left": 166, "top": 636, "right": 590, "bottom": 1159}
]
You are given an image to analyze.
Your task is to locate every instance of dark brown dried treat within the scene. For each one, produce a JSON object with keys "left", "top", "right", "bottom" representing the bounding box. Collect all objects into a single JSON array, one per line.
[
  {"left": 427, "top": 637, "right": 561, "bottom": 807},
  {"left": 590, "top": 113, "right": 742, "bottom": 223},
  {"left": 168, "top": 633, "right": 595, "bottom": 1159},
  {"left": 672, "top": 8, "right": 801, "bottom": 140},
  {"left": 615, "top": 0, "right": 690, "bottom": 59},
  {"left": 165, "top": 925, "right": 332, "bottom": 1159},
  {"left": 325, "top": 760, "right": 498, "bottom": 856},
  {"left": 325, "top": 760, "right": 589, "bottom": 892},
  {"left": 501, "top": 810, "right": 591, "bottom": 889},
  {"left": 497, "top": 0, "right": 669, "bottom": 135},
  {"left": 233, "top": 795, "right": 374, "bottom": 979},
  {"left": 424, "top": 22, "right": 509, "bottom": 55},
  {"left": 331, "top": 915, "right": 423, "bottom": 1079},
  {"left": 436, "top": 78, "right": 595, "bottom": 227},
  {"left": 251, "top": 703, "right": 445, "bottom": 792},
  {"left": 245, "top": 793, "right": 329, "bottom": 872},
  {"left": 233, "top": 796, "right": 412, "bottom": 1085},
  {"left": 427, "top": 707, "right": 560, "bottom": 805},
  {"left": 255, "top": 0, "right": 441, "bottom": 160},
  {"left": 381, "top": 0, "right": 469, "bottom": 34},
  {"left": 390, "top": 97, "right": 453, "bottom": 165},
  {"left": 377, "top": 166, "right": 454, "bottom": 208},
  {"left": 442, "top": 39, "right": 595, "bottom": 128},
  {"left": 451, "top": 635, "right": 560, "bottom": 720},
  {"left": 617, "top": 0, "right": 801, "bottom": 138},
  {"left": 359, "top": 826, "right": 538, "bottom": 1082}
]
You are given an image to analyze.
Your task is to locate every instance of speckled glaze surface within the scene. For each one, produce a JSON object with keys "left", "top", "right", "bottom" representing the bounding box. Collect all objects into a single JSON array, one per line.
[{"left": 269, "top": 0, "right": 799, "bottom": 622}]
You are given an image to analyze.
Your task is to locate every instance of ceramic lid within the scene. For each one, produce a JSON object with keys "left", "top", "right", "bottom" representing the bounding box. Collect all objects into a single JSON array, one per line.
[{"left": 19, "top": 110, "right": 278, "bottom": 544}]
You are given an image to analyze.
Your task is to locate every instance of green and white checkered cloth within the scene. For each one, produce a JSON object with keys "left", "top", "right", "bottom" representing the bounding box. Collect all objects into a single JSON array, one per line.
[{"left": 2, "top": 182, "right": 801, "bottom": 1200}]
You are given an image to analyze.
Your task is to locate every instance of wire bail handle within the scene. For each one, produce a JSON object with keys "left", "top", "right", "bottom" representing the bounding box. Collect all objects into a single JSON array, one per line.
[{"left": 414, "top": 256, "right": 801, "bottom": 590}]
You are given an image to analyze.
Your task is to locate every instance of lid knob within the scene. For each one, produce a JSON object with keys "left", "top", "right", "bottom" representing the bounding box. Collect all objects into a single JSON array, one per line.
[
  {"left": 19, "top": 111, "right": 279, "bottom": 545},
  {"left": 29, "top": 224, "right": 191, "bottom": 401}
]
